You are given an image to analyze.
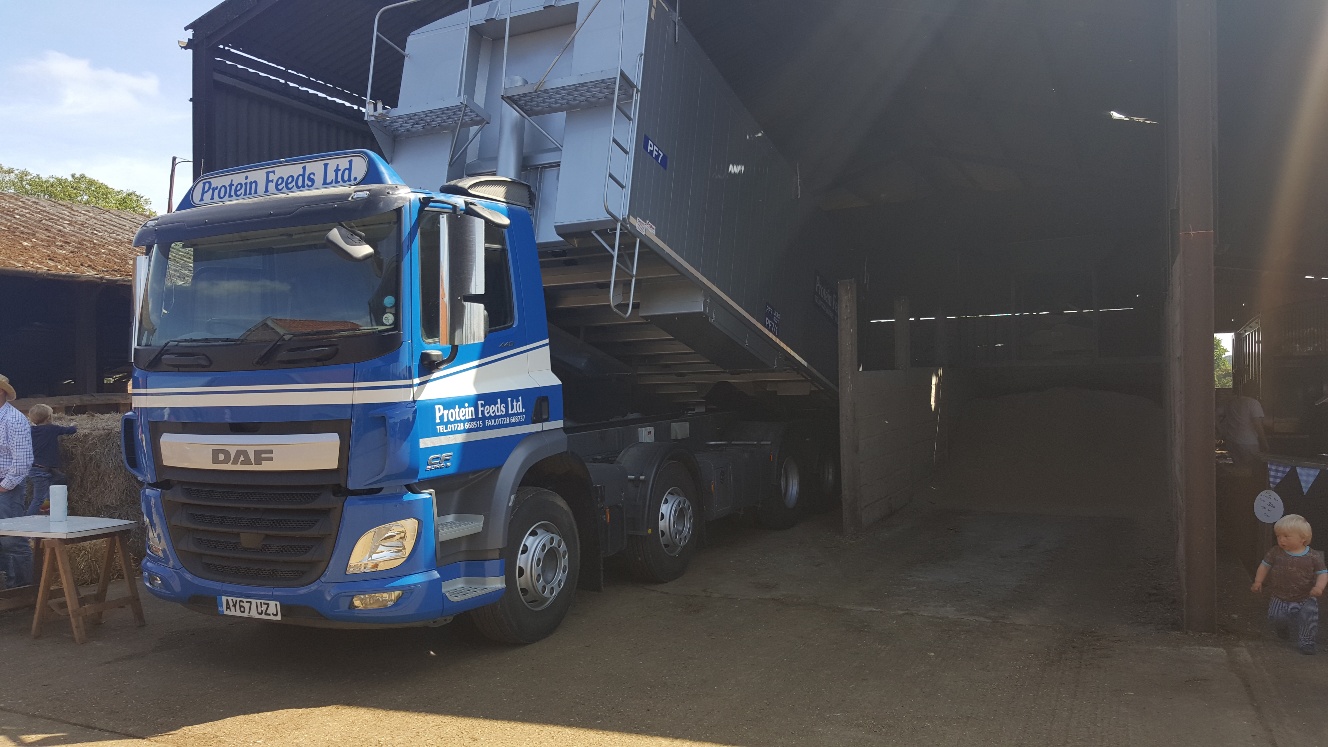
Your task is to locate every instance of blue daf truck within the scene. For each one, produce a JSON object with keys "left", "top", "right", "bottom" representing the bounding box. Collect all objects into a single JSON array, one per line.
[{"left": 124, "top": 0, "right": 843, "bottom": 642}]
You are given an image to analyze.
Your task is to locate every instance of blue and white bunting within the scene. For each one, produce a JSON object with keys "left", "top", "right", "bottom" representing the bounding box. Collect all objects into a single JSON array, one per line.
[
  {"left": 1268, "top": 462, "right": 1292, "bottom": 489},
  {"left": 1297, "top": 466, "right": 1321, "bottom": 495}
]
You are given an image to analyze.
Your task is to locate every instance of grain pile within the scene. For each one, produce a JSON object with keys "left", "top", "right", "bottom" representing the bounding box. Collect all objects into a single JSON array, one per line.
[
  {"left": 935, "top": 388, "right": 1168, "bottom": 536},
  {"left": 51, "top": 414, "right": 144, "bottom": 586}
]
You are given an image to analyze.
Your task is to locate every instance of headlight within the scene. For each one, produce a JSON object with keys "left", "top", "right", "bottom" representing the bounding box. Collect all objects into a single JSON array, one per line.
[
  {"left": 144, "top": 514, "right": 167, "bottom": 559},
  {"left": 347, "top": 519, "right": 419, "bottom": 574}
]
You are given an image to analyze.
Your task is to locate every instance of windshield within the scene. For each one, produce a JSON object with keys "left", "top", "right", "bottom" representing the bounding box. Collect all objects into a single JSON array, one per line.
[{"left": 136, "top": 212, "right": 400, "bottom": 350}]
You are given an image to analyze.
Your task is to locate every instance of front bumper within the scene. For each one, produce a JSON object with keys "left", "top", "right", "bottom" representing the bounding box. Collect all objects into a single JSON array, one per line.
[{"left": 141, "top": 557, "right": 504, "bottom": 626}]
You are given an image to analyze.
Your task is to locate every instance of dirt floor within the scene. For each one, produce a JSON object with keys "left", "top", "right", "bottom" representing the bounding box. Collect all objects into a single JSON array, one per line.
[{"left": 0, "top": 389, "right": 1323, "bottom": 746}]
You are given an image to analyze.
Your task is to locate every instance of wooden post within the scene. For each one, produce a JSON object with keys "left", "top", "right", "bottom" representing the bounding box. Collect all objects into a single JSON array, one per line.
[
  {"left": 894, "top": 296, "right": 911, "bottom": 370},
  {"left": 1167, "top": 0, "right": 1218, "bottom": 633},
  {"left": 838, "top": 280, "right": 863, "bottom": 538},
  {"left": 73, "top": 286, "right": 101, "bottom": 395}
]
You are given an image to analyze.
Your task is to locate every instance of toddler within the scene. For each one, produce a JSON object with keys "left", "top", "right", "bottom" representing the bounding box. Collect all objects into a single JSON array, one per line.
[
  {"left": 25, "top": 404, "right": 76, "bottom": 516},
  {"left": 1251, "top": 514, "right": 1327, "bottom": 654}
]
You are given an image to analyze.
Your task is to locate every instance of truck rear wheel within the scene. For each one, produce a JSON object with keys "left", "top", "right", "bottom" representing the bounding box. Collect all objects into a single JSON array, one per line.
[
  {"left": 470, "top": 487, "right": 580, "bottom": 644},
  {"left": 626, "top": 462, "right": 699, "bottom": 583},
  {"left": 756, "top": 450, "right": 806, "bottom": 530},
  {"left": 805, "top": 442, "right": 840, "bottom": 515}
]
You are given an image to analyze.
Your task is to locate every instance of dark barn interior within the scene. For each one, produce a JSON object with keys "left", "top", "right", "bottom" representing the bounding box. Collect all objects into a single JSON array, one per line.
[
  {"left": 181, "top": 0, "right": 1328, "bottom": 632},
  {"left": 0, "top": 193, "right": 142, "bottom": 405},
  {"left": 0, "top": 274, "right": 132, "bottom": 398}
]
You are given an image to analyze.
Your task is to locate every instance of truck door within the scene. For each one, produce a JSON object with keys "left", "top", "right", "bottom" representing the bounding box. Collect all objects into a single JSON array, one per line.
[{"left": 412, "top": 207, "right": 543, "bottom": 479}]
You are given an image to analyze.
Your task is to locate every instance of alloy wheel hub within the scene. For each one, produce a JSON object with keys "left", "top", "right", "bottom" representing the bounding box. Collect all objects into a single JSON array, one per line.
[
  {"left": 515, "top": 521, "right": 569, "bottom": 611},
  {"left": 657, "top": 488, "right": 694, "bottom": 557}
]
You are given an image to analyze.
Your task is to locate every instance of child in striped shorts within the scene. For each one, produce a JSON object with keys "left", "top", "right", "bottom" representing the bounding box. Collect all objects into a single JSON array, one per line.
[{"left": 1251, "top": 514, "right": 1327, "bottom": 655}]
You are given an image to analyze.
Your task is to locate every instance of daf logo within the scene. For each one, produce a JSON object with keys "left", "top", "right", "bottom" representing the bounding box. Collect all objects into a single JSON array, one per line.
[
  {"left": 212, "top": 448, "right": 275, "bottom": 466},
  {"left": 425, "top": 453, "right": 453, "bottom": 471}
]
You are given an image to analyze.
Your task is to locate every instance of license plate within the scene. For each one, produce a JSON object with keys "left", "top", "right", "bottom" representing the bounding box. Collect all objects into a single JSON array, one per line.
[{"left": 218, "top": 596, "right": 282, "bottom": 620}]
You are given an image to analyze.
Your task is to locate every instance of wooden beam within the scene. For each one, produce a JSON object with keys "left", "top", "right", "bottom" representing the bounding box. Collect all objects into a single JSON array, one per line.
[
  {"left": 1168, "top": 0, "right": 1217, "bottom": 634},
  {"left": 73, "top": 286, "right": 101, "bottom": 395},
  {"left": 839, "top": 280, "right": 863, "bottom": 538}
]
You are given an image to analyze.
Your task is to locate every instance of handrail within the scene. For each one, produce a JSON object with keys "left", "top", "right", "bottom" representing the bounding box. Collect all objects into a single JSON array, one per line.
[
  {"left": 364, "top": 0, "right": 474, "bottom": 114},
  {"left": 532, "top": 0, "right": 606, "bottom": 92},
  {"left": 444, "top": 0, "right": 478, "bottom": 166},
  {"left": 364, "top": 0, "right": 435, "bottom": 113}
]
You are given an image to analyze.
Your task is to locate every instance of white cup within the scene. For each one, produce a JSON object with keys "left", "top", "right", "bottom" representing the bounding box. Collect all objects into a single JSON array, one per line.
[{"left": 49, "top": 485, "right": 68, "bottom": 523}]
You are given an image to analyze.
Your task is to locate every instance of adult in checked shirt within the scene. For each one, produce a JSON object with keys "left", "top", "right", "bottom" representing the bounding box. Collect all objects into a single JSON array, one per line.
[{"left": 0, "top": 374, "right": 33, "bottom": 588}]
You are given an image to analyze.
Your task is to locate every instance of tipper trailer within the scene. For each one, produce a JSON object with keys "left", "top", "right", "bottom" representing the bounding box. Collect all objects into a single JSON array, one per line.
[{"left": 124, "top": 0, "right": 845, "bottom": 641}]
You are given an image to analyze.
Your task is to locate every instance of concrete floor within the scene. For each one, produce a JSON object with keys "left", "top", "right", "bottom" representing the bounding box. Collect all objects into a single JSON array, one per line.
[{"left": 0, "top": 490, "right": 1323, "bottom": 747}]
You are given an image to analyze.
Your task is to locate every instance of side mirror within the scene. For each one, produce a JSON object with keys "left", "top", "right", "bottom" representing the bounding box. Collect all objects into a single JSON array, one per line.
[
  {"left": 420, "top": 350, "right": 445, "bottom": 373},
  {"left": 325, "top": 225, "right": 375, "bottom": 261},
  {"left": 441, "top": 213, "right": 487, "bottom": 347},
  {"left": 132, "top": 254, "right": 148, "bottom": 355}
]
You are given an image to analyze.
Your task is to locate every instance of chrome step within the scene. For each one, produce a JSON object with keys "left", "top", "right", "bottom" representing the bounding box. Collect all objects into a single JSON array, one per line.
[
  {"left": 436, "top": 514, "right": 485, "bottom": 543},
  {"left": 442, "top": 577, "right": 505, "bottom": 602}
]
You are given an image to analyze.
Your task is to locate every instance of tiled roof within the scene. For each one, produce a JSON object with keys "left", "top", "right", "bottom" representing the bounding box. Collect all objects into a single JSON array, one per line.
[{"left": 0, "top": 192, "right": 149, "bottom": 281}]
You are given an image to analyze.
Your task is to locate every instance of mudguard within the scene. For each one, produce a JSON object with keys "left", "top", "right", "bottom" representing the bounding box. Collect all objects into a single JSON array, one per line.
[
  {"left": 616, "top": 442, "right": 704, "bottom": 536},
  {"left": 422, "top": 429, "right": 568, "bottom": 564}
]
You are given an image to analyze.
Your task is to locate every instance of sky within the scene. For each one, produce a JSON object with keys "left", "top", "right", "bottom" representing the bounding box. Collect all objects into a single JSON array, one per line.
[{"left": 0, "top": 1, "right": 220, "bottom": 213}]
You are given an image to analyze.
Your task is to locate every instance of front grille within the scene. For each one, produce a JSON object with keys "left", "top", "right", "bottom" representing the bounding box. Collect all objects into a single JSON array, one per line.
[
  {"left": 185, "top": 511, "right": 320, "bottom": 532},
  {"left": 183, "top": 487, "right": 321, "bottom": 506},
  {"left": 194, "top": 535, "right": 318, "bottom": 557},
  {"left": 202, "top": 562, "right": 306, "bottom": 581},
  {"left": 165, "top": 483, "right": 342, "bottom": 588}
]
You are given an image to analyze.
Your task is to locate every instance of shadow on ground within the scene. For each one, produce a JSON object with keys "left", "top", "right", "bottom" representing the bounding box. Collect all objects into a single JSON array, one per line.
[{"left": 0, "top": 390, "right": 1320, "bottom": 746}]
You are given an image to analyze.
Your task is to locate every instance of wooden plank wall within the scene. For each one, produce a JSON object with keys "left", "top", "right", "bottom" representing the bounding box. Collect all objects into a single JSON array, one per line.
[
  {"left": 853, "top": 369, "right": 943, "bottom": 527},
  {"left": 840, "top": 279, "right": 958, "bottom": 534}
]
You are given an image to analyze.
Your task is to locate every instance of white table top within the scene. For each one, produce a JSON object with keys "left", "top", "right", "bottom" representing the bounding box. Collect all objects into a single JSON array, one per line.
[{"left": 0, "top": 515, "right": 136, "bottom": 539}]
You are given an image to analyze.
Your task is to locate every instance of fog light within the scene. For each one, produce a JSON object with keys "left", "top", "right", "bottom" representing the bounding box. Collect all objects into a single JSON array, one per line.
[
  {"left": 351, "top": 591, "right": 403, "bottom": 610},
  {"left": 347, "top": 519, "right": 419, "bottom": 574},
  {"left": 146, "top": 574, "right": 163, "bottom": 589}
]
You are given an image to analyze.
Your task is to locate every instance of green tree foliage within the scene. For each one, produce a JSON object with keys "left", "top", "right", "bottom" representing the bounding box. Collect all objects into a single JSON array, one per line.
[
  {"left": 1214, "top": 336, "right": 1233, "bottom": 389},
  {"left": 0, "top": 164, "right": 153, "bottom": 214}
]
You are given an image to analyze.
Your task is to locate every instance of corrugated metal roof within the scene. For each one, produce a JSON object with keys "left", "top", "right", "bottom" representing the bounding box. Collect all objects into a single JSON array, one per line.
[
  {"left": 0, "top": 194, "right": 146, "bottom": 281},
  {"left": 190, "top": 0, "right": 470, "bottom": 107}
]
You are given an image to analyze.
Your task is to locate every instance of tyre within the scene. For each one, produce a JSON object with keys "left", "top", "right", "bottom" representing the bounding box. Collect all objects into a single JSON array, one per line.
[
  {"left": 625, "top": 462, "right": 699, "bottom": 583},
  {"left": 756, "top": 446, "right": 806, "bottom": 530},
  {"left": 805, "top": 442, "right": 841, "bottom": 515},
  {"left": 469, "top": 487, "right": 580, "bottom": 644}
]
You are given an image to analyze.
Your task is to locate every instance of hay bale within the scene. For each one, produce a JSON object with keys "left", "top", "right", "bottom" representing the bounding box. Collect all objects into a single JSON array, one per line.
[{"left": 50, "top": 414, "right": 144, "bottom": 586}]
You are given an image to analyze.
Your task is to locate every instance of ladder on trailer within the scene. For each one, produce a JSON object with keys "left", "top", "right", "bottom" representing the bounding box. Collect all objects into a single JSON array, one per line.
[{"left": 593, "top": 40, "right": 645, "bottom": 319}]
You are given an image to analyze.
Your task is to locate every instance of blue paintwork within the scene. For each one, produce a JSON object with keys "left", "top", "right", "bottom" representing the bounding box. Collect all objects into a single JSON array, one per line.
[{"left": 129, "top": 150, "right": 561, "bottom": 626}]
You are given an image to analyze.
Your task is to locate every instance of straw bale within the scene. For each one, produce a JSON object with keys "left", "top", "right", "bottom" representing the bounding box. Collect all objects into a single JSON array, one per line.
[{"left": 44, "top": 414, "right": 144, "bottom": 587}]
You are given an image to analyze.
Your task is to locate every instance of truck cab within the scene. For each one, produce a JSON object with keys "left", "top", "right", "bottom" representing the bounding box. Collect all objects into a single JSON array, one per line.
[{"left": 126, "top": 152, "right": 588, "bottom": 638}]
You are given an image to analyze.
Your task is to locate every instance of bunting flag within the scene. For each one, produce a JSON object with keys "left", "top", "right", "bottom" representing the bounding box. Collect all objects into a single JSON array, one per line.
[
  {"left": 1297, "top": 466, "right": 1321, "bottom": 495},
  {"left": 1268, "top": 462, "right": 1292, "bottom": 489}
]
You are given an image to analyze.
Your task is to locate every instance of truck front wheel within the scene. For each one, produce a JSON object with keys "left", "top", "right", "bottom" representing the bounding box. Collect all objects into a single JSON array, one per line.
[
  {"left": 625, "top": 462, "right": 699, "bottom": 583},
  {"left": 470, "top": 487, "right": 580, "bottom": 644}
]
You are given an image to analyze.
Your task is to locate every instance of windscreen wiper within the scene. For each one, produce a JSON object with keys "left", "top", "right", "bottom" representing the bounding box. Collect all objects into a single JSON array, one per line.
[
  {"left": 253, "top": 328, "right": 375, "bottom": 365},
  {"left": 143, "top": 337, "right": 236, "bottom": 369}
]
